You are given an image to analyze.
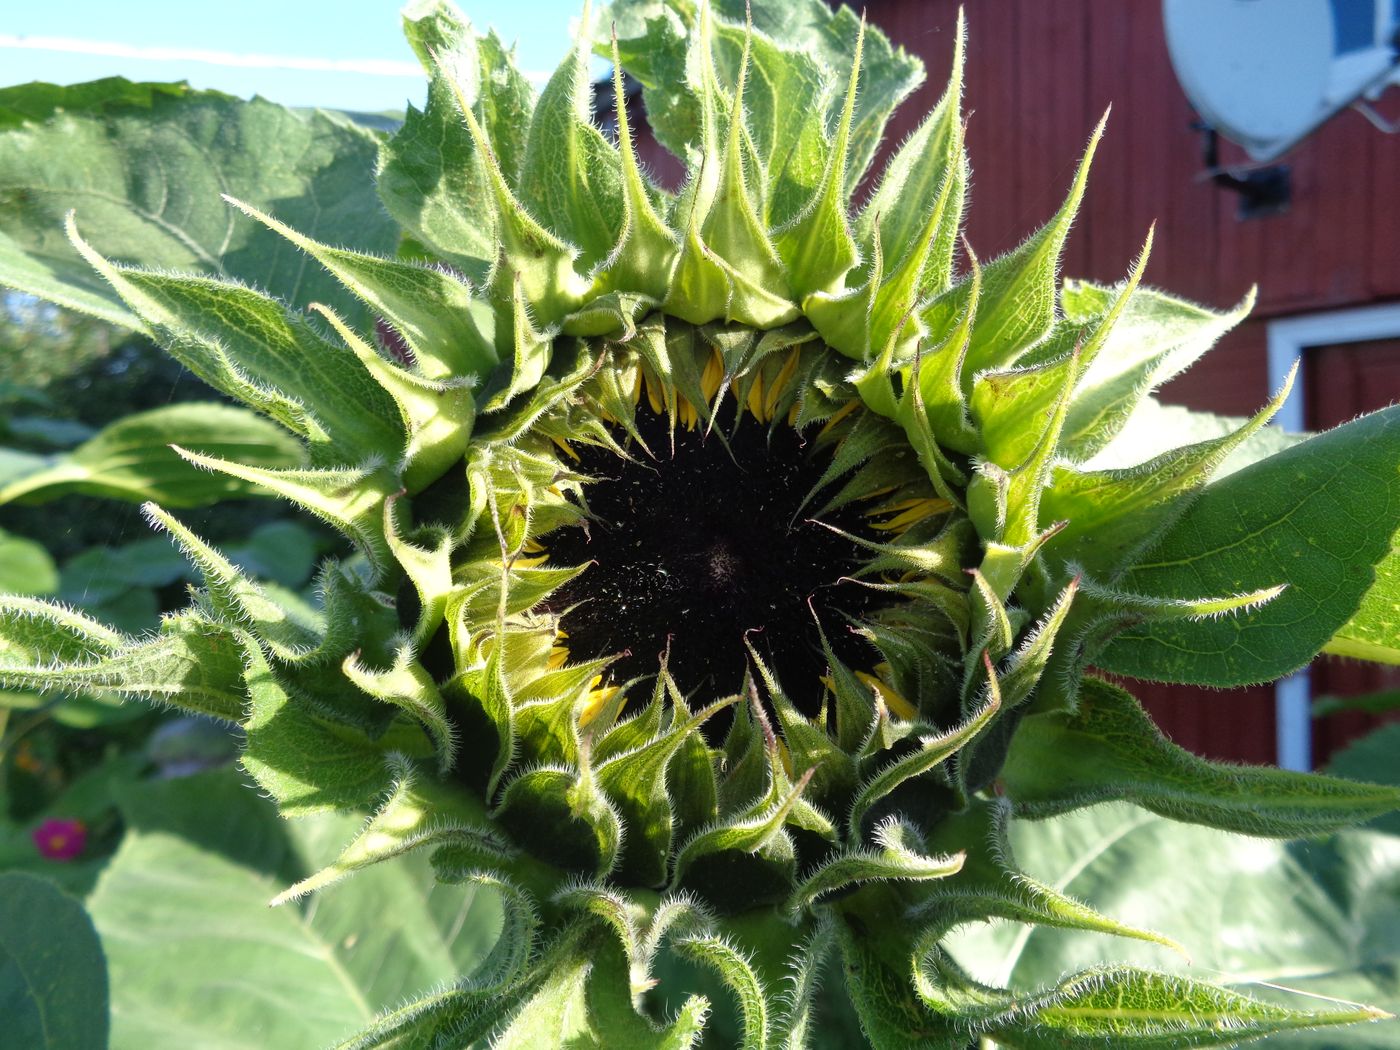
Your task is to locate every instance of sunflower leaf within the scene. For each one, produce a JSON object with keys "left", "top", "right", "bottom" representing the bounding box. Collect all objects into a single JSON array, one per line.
[
  {"left": 0, "top": 403, "right": 303, "bottom": 508},
  {"left": 0, "top": 611, "right": 244, "bottom": 721},
  {"left": 983, "top": 967, "right": 1386, "bottom": 1048},
  {"left": 518, "top": 11, "right": 624, "bottom": 270},
  {"left": 1003, "top": 678, "right": 1400, "bottom": 836},
  {"left": 0, "top": 80, "right": 393, "bottom": 327},
  {"left": 1100, "top": 406, "right": 1400, "bottom": 686},
  {"left": 385, "top": 5, "right": 534, "bottom": 279},
  {"left": 1325, "top": 540, "right": 1400, "bottom": 664},
  {"left": 1059, "top": 282, "right": 1255, "bottom": 460}
]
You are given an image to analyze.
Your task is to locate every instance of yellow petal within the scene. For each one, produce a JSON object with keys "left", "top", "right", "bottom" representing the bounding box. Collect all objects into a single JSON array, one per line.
[
  {"left": 746, "top": 369, "right": 766, "bottom": 420},
  {"left": 857, "top": 670, "right": 918, "bottom": 721},
  {"left": 817, "top": 397, "right": 860, "bottom": 439},
  {"left": 579, "top": 677, "right": 621, "bottom": 727},
  {"left": 764, "top": 349, "right": 802, "bottom": 420}
]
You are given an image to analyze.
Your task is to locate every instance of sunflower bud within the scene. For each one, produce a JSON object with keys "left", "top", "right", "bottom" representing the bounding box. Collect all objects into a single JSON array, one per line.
[{"left": 3, "top": 1, "right": 1398, "bottom": 1045}]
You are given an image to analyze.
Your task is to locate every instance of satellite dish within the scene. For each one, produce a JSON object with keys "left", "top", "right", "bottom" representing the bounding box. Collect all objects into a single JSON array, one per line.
[{"left": 1164, "top": 0, "right": 1400, "bottom": 161}]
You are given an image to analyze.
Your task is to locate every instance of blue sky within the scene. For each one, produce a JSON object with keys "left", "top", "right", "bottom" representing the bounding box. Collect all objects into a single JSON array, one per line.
[{"left": 1, "top": 0, "right": 588, "bottom": 112}]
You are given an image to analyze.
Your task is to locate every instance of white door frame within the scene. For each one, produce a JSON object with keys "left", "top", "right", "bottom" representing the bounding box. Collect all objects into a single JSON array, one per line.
[{"left": 1265, "top": 300, "right": 1400, "bottom": 770}]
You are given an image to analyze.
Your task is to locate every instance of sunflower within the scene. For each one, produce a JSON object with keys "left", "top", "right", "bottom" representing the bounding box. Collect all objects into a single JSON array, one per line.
[{"left": 3, "top": 0, "right": 1397, "bottom": 1046}]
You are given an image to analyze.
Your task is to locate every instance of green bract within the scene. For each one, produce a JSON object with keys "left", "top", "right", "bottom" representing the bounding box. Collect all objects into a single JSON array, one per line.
[{"left": 3, "top": 1, "right": 1399, "bottom": 1046}]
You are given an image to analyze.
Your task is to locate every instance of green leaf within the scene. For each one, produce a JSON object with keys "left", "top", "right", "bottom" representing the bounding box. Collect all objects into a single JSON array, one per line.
[
  {"left": 311, "top": 302, "right": 478, "bottom": 493},
  {"left": 480, "top": 925, "right": 706, "bottom": 1050},
  {"left": 0, "top": 611, "right": 245, "bottom": 721},
  {"left": 857, "top": 10, "right": 964, "bottom": 298},
  {"left": 169, "top": 452, "right": 395, "bottom": 573},
  {"left": 918, "top": 798, "right": 1183, "bottom": 959},
  {"left": 225, "top": 520, "right": 318, "bottom": 589},
  {"left": 333, "top": 871, "right": 539, "bottom": 1050},
  {"left": 608, "top": 0, "right": 922, "bottom": 193},
  {"left": 770, "top": 916, "right": 838, "bottom": 1049},
  {"left": 0, "top": 80, "right": 394, "bottom": 327},
  {"left": 605, "top": 3, "right": 697, "bottom": 163},
  {"left": 495, "top": 764, "right": 624, "bottom": 877},
  {"left": 838, "top": 914, "right": 957, "bottom": 1049},
  {"left": 0, "top": 76, "right": 187, "bottom": 126},
  {"left": 1079, "top": 396, "right": 1307, "bottom": 478},
  {"left": 954, "top": 115, "right": 1105, "bottom": 378},
  {"left": 773, "top": 18, "right": 863, "bottom": 301},
  {"left": 428, "top": 45, "right": 588, "bottom": 333},
  {"left": 1329, "top": 721, "right": 1400, "bottom": 836},
  {"left": 88, "top": 767, "right": 502, "bottom": 1050},
  {"left": 976, "top": 349, "right": 1082, "bottom": 548},
  {"left": 518, "top": 11, "right": 624, "bottom": 269},
  {"left": 0, "top": 594, "right": 123, "bottom": 665},
  {"left": 0, "top": 873, "right": 108, "bottom": 1050},
  {"left": 377, "top": 77, "right": 494, "bottom": 282},
  {"left": 900, "top": 249, "right": 982, "bottom": 461},
  {"left": 672, "top": 762, "right": 815, "bottom": 907},
  {"left": 0, "top": 403, "right": 304, "bottom": 507},
  {"left": 383, "top": 7, "right": 534, "bottom": 281},
  {"left": 1326, "top": 539, "right": 1400, "bottom": 664},
  {"left": 58, "top": 538, "right": 189, "bottom": 602},
  {"left": 675, "top": 934, "right": 770, "bottom": 1050},
  {"left": 489, "top": 933, "right": 602, "bottom": 1048},
  {"left": 949, "top": 803, "right": 1400, "bottom": 1048},
  {"left": 787, "top": 818, "right": 963, "bottom": 916},
  {"left": 0, "top": 529, "right": 58, "bottom": 594},
  {"left": 0, "top": 229, "right": 136, "bottom": 327},
  {"left": 987, "top": 967, "right": 1386, "bottom": 1048},
  {"left": 596, "top": 696, "right": 737, "bottom": 887},
  {"left": 1100, "top": 407, "right": 1400, "bottom": 686},
  {"left": 342, "top": 649, "right": 458, "bottom": 774},
  {"left": 717, "top": 0, "right": 922, "bottom": 193},
  {"left": 115, "top": 762, "right": 295, "bottom": 878},
  {"left": 240, "top": 640, "right": 392, "bottom": 815},
  {"left": 226, "top": 196, "right": 496, "bottom": 380},
  {"left": 272, "top": 757, "right": 509, "bottom": 906},
  {"left": 487, "top": 929, "right": 705, "bottom": 1050},
  {"left": 849, "top": 690, "right": 1001, "bottom": 833},
  {"left": 143, "top": 504, "right": 323, "bottom": 661},
  {"left": 710, "top": 19, "right": 826, "bottom": 231},
  {"left": 1040, "top": 370, "right": 1292, "bottom": 580},
  {"left": 1316, "top": 687, "right": 1400, "bottom": 718},
  {"left": 1058, "top": 283, "right": 1255, "bottom": 460},
  {"left": 1002, "top": 678, "right": 1400, "bottom": 836},
  {"left": 695, "top": 32, "right": 799, "bottom": 329},
  {"left": 64, "top": 232, "right": 403, "bottom": 465}
]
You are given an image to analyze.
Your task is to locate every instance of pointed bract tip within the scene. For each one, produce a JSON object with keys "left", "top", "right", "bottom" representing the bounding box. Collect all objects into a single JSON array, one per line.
[
  {"left": 1277, "top": 357, "right": 1301, "bottom": 400},
  {"left": 63, "top": 211, "right": 102, "bottom": 268}
]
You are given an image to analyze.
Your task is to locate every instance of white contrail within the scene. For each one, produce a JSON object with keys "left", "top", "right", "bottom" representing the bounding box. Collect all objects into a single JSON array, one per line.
[{"left": 0, "top": 34, "right": 426, "bottom": 77}]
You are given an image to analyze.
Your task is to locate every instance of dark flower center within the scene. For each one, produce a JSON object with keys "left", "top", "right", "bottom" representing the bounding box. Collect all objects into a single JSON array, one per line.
[{"left": 544, "top": 407, "right": 881, "bottom": 716}]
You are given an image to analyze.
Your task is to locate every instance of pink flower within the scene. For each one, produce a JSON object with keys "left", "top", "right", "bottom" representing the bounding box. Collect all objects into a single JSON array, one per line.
[{"left": 32, "top": 818, "right": 86, "bottom": 862}]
